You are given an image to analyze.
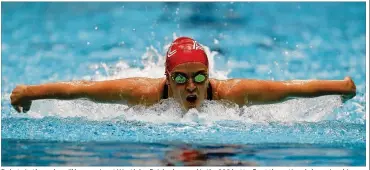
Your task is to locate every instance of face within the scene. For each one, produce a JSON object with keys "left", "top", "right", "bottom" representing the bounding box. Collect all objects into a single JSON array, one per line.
[{"left": 167, "top": 62, "right": 209, "bottom": 111}]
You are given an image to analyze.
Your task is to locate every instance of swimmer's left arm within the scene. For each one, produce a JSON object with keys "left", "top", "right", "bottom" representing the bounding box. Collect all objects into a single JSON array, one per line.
[{"left": 214, "top": 76, "right": 356, "bottom": 105}]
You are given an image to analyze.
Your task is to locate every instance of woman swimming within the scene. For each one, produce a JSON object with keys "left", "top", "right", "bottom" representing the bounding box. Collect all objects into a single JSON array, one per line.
[{"left": 10, "top": 37, "right": 356, "bottom": 112}]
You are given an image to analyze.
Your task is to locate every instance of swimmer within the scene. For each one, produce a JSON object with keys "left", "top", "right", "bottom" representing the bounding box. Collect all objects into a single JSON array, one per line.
[{"left": 10, "top": 37, "right": 356, "bottom": 113}]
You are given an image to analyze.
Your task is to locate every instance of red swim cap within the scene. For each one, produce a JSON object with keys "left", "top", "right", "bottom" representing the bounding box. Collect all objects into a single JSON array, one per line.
[{"left": 165, "top": 37, "right": 208, "bottom": 75}]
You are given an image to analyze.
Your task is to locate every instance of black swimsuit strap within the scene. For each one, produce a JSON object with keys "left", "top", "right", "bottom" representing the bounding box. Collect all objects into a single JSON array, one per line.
[
  {"left": 207, "top": 83, "right": 213, "bottom": 100},
  {"left": 162, "top": 83, "right": 213, "bottom": 100},
  {"left": 162, "top": 83, "right": 169, "bottom": 99}
]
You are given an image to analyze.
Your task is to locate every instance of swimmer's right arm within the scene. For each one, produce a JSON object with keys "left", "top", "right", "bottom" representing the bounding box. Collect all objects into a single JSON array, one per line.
[{"left": 10, "top": 78, "right": 164, "bottom": 113}]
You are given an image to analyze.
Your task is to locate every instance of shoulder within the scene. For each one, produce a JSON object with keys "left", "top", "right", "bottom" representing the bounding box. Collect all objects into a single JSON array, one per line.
[
  {"left": 209, "top": 78, "right": 230, "bottom": 100},
  {"left": 209, "top": 78, "right": 243, "bottom": 90},
  {"left": 121, "top": 77, "right": 166, "bottom": 105},
  {"left": 123, "top": 77, "right": 166, "bottom": 92},
  {"left": 209, "top": 78, "right": 251, "bottom": 100},
  {"left": 113, "top": 77, "right": 165, "bottom": 86}
]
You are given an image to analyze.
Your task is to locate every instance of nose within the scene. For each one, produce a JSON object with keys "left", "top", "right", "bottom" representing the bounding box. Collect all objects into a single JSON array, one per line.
[{"left": 186, "top": 79, "right": 196, "bottom": 93}]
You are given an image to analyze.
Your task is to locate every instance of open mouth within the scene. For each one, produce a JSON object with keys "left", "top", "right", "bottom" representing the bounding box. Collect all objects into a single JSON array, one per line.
[{"left": 186, "top": 95, "right": 198, "bottom": 103}]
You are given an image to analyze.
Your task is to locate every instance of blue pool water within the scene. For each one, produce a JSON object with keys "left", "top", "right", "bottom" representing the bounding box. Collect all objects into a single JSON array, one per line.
[{"left": 1, "top": 2, "right": 367, "bottom": 166}]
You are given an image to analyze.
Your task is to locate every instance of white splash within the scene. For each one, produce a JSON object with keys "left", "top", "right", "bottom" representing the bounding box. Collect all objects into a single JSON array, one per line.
[{"left": 20, "top": 94, "right": 342, "bottom": 124}]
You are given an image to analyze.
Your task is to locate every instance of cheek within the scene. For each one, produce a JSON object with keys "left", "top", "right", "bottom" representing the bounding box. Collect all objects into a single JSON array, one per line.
[
  {"left": 170, "top": 84, "right": 186, "bottom": 97},
  {"left": 197, "top": 83, "right": 208, "bottom": 92},
  {"left": 193, "top": 85, "right": 207, "bottom": 99}
]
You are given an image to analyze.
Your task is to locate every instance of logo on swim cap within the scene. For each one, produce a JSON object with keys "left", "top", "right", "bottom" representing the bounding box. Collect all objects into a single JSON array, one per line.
[
  {"left": 193, "top": 40, "right": 203, "bottom": 50},
  {"left": 167, "top": 49, "right": 177, "bottom": 58},
  {"left": 165, "top": 37, "right": 208, "bottom": 74},
  {"left": 167, "top": 40, "right": 202, "bottom": 58}
]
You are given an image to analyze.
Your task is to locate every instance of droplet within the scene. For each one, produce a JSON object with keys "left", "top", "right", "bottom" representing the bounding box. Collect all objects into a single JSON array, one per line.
[
  {"left": 87, "top": 42, "right": 90, "bottom": 45},
  {"left": 214, "top": 39, "right": 219, "bottom": 45},
  {"left": 94, "top": 26, "right": 98, "bottom": 30}
]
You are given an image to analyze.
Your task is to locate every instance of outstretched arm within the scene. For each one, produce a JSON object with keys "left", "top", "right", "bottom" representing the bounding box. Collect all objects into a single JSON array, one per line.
[
  {"left": 213, "top": 76, "right": 356, "bottom": 106},
  {"left": 10, "top": 78, "right": 165, "bottom": 113}
]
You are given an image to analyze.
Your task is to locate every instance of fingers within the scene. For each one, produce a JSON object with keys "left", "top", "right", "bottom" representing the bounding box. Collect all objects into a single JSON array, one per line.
[
  {"left": 12, "top": 105, "right": 21, "bottom": 113},
  {"left": 11, "top": 104, "right": 31, "bottom": 113},
  {"left": 343, "top": 76, "right": 356, "bottom": 96},
  {"left": 23, "top": 106, "right": 30, "bottom": 113},
  {"left": 10, "top": 85, "right": 31, "bottom": 113},
  {"left": 341, "top": 92, "right": 355, "bottom": 103},
  {"left": 341, "top": 95, "right": 351, "bottom": 104},
  {"left": 11, "top": 101, "right": 32, "bottom": 113},
  {"left": 23, "top": 101, "right": 31, "bottom": 113}
]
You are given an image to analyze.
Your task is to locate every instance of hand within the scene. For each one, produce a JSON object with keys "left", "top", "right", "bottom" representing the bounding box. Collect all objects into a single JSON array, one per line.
[
  {"left": 10, "top": 85, "right": 32, "bottom": 113},
  {"left": 341, "top": 76, "right": 356, "bottom": 103}
]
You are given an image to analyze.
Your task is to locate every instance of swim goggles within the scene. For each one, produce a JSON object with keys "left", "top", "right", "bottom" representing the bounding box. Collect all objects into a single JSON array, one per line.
[{"left": 172, "top": 72, "right": 207, "bottom": 84}]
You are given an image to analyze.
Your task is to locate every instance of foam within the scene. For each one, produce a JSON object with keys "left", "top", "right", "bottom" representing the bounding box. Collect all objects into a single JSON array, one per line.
[{"left": 9, "top": 93, "right": 342, "bottom": 125}]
